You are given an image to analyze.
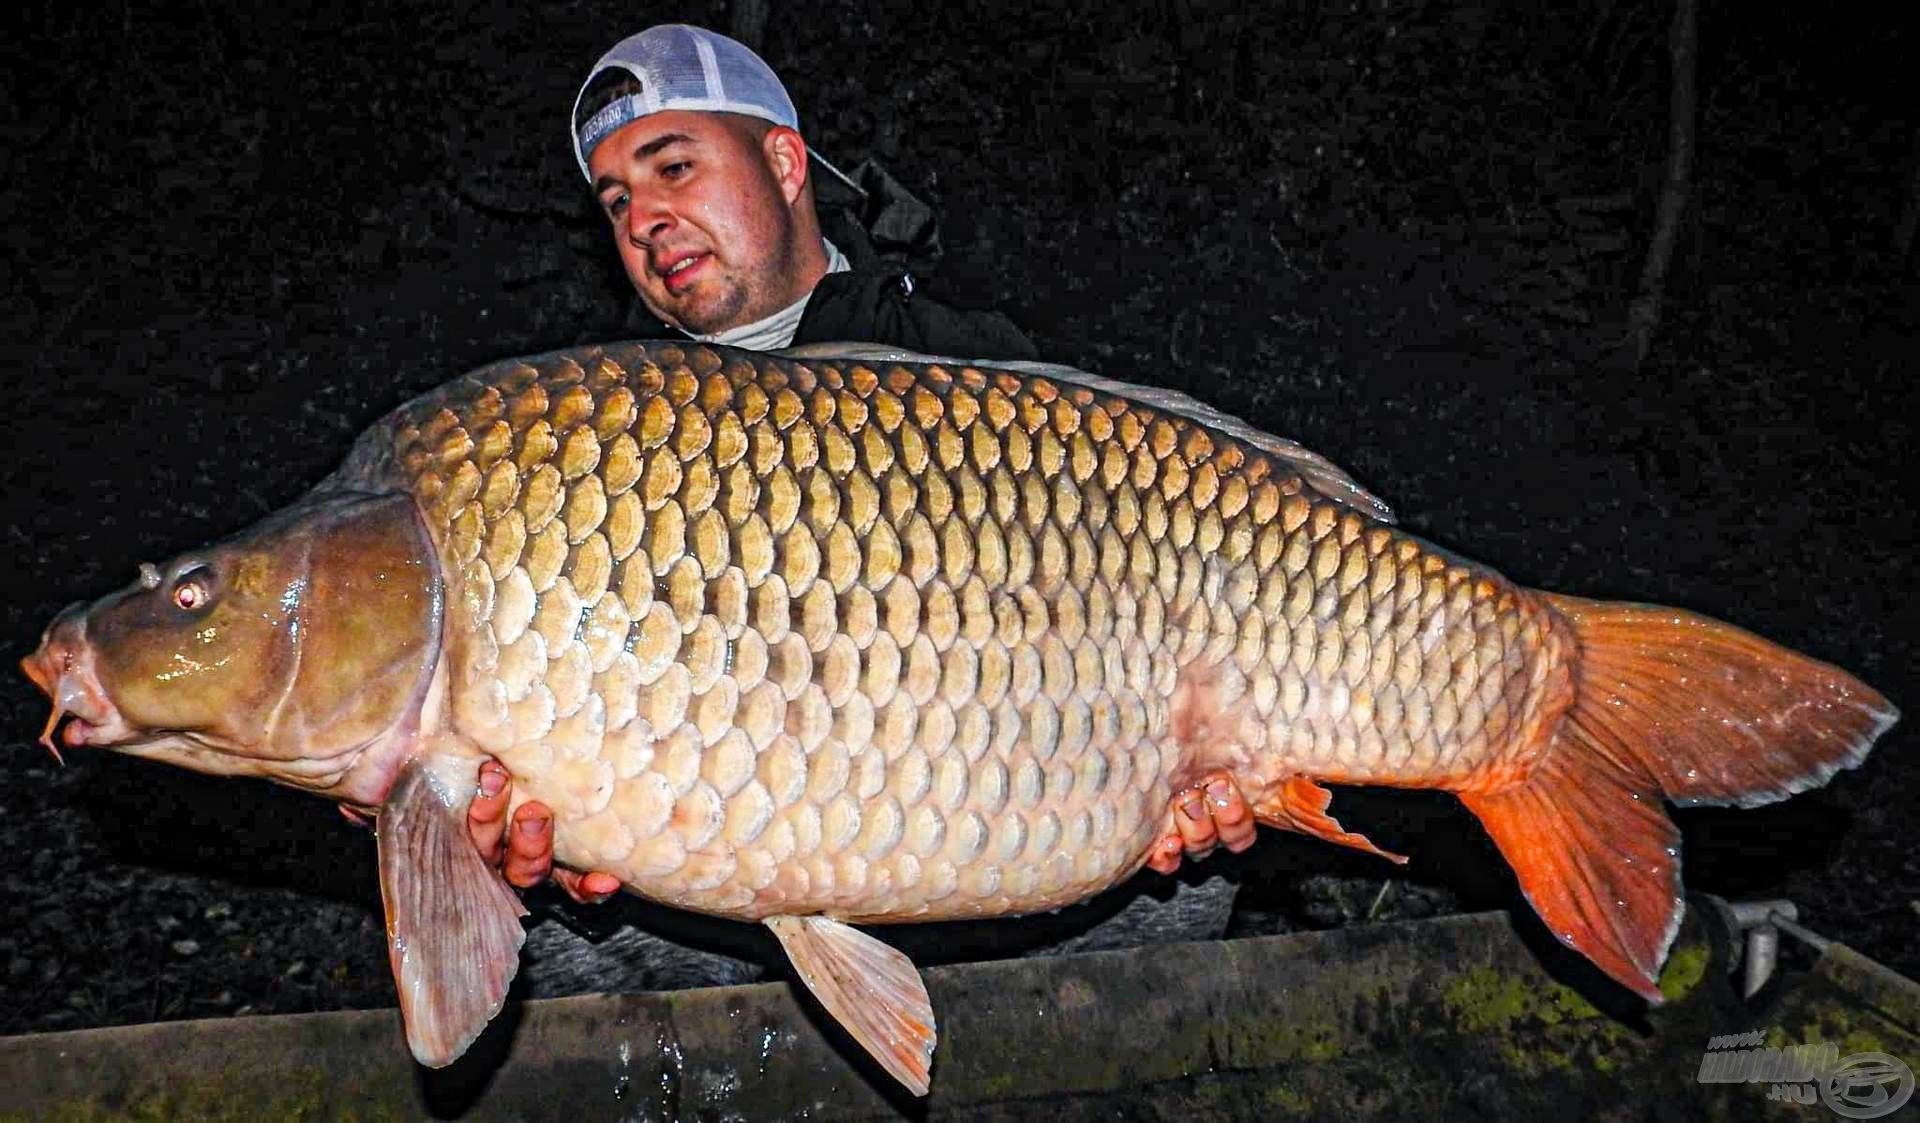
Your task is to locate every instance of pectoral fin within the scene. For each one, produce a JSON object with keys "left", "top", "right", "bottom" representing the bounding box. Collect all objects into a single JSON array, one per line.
[
  {"left": 766, "top": 915, "right": 937, "bottom": 1096},
  {"left": 377, "top": 757, "right": 528, "bottom": 1067}
]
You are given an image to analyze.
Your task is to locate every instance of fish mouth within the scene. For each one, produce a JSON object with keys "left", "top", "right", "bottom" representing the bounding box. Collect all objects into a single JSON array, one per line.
[{"left": 21, "top": 608, "right": 129, "bottom": 763}]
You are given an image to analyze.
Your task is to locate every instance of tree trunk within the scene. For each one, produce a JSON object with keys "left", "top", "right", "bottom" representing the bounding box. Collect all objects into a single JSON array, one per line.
[{"left": 1624, "top": 0, "right": 1698, "bottom": 370}]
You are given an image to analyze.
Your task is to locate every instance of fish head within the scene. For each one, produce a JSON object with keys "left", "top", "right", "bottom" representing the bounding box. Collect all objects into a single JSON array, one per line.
[{"left": 22, "top": 491, "right": 443, "bottom": 797}]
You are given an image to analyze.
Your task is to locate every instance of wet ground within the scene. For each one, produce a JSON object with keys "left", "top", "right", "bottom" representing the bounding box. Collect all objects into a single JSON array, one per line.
[{"left": 2, "top": 0, "right": 1914, "bottom": 1036}]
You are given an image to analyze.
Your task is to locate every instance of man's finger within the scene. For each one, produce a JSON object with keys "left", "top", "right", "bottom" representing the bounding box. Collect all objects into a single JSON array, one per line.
[
  {"left": 501, "top": 802, "right": 554, "bottom": 889},
  {"left": 1144, "top": 832, "right": 1186, "bottom": 875},
  {"left": 1172, "top": 787, "right": 1219, "bottom": 860},
  {"left": 467, "top": 759, "right": 512, "bottom": 864},
  {"left": 554, "top": 869, "right": 624, "bottom": 905},
  {"left": 1207, "top": 777, "right": 1258, "bottom": 853}
]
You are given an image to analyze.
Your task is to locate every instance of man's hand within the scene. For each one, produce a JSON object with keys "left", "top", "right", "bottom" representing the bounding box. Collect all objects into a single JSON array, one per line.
[
  {"left": 1145, "top": 773, "right": 1258, "bottom": 875},
  {"left": 467, "top": 758, "right": 623, "bottom": 904}
]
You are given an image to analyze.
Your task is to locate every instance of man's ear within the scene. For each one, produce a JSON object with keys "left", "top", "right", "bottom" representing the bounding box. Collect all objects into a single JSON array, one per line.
[{"left": 762, "top": 125, "right": 810, "bottom": 206}]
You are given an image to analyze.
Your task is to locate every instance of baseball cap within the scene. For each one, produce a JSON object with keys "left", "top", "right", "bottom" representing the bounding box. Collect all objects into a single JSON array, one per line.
[{"left": 572, "top": 24, "right": 849, "bottom": 187}]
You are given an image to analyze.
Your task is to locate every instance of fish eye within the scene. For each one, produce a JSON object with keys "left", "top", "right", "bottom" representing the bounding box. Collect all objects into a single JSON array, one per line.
[{"left": 171, "top": 568, "right": 213, "bottom": 612}]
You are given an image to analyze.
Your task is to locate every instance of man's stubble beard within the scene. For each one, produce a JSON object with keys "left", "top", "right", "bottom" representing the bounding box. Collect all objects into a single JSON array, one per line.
[
  {"left": 671, "top": 282, "right": 750, "bottom": 336},
  {"left": 670, "top": 207, "right": 801, "bottom": 336}
]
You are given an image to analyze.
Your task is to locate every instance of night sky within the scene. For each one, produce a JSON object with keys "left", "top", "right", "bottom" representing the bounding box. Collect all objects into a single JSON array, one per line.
[{"left": 2, "top": 0, "right": 1913, "bottom": 1037}]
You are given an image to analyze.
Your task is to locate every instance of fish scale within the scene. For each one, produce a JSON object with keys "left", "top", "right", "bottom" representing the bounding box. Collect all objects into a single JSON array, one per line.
[{"left": 363, "top": 342, "right": 1553, "bottom": 923}]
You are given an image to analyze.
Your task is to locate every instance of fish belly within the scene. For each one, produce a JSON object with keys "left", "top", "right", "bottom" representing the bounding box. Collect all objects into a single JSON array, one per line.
[{"left": 374, "top": 342, "right": 1559, "bottom": 924}]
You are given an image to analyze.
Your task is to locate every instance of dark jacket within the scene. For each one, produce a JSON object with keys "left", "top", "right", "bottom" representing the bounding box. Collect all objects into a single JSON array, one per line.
[
  {"left": 792, "top": 269, "right": 1037, "bottom": 360},
  {"left": 618, "top": 267, "right": 1037, "bottom": 362}
]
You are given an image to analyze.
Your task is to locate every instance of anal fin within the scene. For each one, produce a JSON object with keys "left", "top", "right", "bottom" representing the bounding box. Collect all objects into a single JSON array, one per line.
[
  {"left": 766, "top": 915, "right": 937, "bottom": 1096},
  {"left": 1253, "top": 775, "right": 1409, "bottom": 864},
  {"left": 377, "top": 757, "right": 529, "bottom": 1067}
]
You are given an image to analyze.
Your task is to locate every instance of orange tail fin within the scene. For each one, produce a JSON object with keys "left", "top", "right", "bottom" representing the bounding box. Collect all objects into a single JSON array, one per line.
[{"left": 1459, "top": 593, "right": 1897, "bottom": 1002}]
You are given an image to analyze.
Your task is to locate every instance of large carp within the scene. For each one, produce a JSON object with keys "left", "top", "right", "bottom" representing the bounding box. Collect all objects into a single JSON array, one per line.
[{"left": 23, "top": 341, "right": 1896, "bottom": 1094}]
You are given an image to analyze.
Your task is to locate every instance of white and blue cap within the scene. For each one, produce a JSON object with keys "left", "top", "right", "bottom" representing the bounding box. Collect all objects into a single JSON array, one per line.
[{"left": 572, "top": 25, "right": 803, "bottom": 181}]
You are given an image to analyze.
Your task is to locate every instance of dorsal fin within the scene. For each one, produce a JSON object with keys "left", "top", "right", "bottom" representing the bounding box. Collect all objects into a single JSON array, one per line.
[{"left": 773, "top": 342, "right": 1394, "bottom": 523}]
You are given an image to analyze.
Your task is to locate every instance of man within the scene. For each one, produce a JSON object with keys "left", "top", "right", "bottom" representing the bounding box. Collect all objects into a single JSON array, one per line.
[
  {"left": 574, "top": 23, "right": 1035, "bottom": 358},
  {"left": 460, "top": 25, "right": 1254, "bottom": 953}
]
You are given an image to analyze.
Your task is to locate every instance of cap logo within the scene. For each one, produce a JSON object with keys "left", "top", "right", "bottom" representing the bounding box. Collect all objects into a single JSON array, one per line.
[{"left": 577, "top": 81, "right": 653, "bottom": 172}]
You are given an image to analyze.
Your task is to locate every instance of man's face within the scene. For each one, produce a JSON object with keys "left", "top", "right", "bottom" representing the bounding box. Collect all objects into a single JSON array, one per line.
[{"left": 588, "top": 110, "right": 814, "bottom": 335}]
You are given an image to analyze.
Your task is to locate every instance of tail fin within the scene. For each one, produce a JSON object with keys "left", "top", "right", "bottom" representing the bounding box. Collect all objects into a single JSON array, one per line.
[{"left": 1459, "top": 593, "right": 1897, "bottom": 1001}]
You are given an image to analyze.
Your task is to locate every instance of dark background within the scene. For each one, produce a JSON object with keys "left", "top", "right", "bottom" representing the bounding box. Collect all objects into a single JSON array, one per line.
[{"left": 2, "top": 0, "right": 1913, "bottom": 1034}]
